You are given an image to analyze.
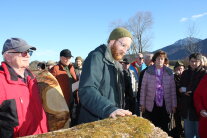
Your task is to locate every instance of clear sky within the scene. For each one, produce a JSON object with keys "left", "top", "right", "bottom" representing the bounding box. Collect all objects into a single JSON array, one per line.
[{"left": 0, "top": 0, "right": 207, "bottom": 62}]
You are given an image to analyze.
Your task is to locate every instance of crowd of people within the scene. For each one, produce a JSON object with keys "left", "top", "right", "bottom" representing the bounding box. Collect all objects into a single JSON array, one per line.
[{"left": 0, "top": 27, "right": 207, "bottom": 138}]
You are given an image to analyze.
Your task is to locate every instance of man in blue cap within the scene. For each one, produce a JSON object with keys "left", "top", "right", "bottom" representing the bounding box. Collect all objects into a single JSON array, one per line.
[{"left": 0, "top": 38, "right": 48, "bottom": 137}]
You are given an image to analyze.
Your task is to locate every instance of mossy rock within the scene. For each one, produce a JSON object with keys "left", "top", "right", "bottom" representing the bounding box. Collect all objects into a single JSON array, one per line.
[{"left": 23, "top": 115, "right": 170, "bottom": 138}]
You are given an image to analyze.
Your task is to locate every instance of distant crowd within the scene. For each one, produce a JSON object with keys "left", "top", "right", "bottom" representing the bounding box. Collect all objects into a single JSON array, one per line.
[{"left": 0, "top": 27, "right": 207, "bottom": 138}]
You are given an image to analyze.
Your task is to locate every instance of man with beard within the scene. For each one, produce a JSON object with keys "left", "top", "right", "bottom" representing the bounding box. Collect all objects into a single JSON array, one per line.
[
  {"left": 74, "top": 56, "right": 83, "bottom": 79},
  {"left": 77, "top": 27, "right": 133, "bottom": 124}
]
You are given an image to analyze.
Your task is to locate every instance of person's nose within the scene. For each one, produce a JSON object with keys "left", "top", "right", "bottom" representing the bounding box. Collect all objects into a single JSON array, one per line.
[
  {"left": 123, "top": 47, "right": 129, "bottom": 54},
  {"left": 25, "top": 52, "right": 30, "bottom": 57}
]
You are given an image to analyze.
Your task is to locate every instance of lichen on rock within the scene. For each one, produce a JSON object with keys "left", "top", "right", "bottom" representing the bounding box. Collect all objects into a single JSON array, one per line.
[{"left": 23, "top": 115, "right": 170, "bottom": 138}]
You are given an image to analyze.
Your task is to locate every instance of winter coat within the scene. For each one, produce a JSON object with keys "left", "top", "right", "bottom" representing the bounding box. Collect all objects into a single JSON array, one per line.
[
  {"left": 75, "top": 66, "right": 82, "bottom": 80},
  {"left": 179, "top": 66, "right": 206, "bottom": 121},
  {"left": 140, "top": 65, "right": 177, "bottom": 113},
  {"left": 0, "top": 62, "right": 48, "bottom": 137},
  {"left": 174, "top": 74, "right": 182, "bottom": 112},
  {"left": 194, "top": 74, "right": 207, "bottom": 138},
  {"left": 77, "top": 44, "right": 125, "bottom": 124},
  {"left": 130, "top": 61, "right": 147, "bottom": 78},
  {"left": 50, "top": 62, "right": 77, "bottom": 106},
  {"left": 123, "top": 69, "right": 136, "bottom": 114},
  {"left": 137, "top": 67, "right": 148, "bottom": 103}
]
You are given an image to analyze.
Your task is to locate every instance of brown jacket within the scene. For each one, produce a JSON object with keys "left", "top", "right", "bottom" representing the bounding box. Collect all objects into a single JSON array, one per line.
[{"left": 50, "top": 62, "right": 77, "bottom": 106}]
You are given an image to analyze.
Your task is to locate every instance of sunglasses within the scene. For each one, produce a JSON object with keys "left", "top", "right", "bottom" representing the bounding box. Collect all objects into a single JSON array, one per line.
[{"left": 8, "top": 50, "right": 33, "bottom": 57}]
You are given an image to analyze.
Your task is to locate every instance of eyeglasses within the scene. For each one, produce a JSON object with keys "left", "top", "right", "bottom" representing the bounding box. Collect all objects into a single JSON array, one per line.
[
  {"left": 7, "top": 50, "right": 33, "bottom": 57},
  {"left": 117, "top": 40, "right": 130, "bottom": 52},
  {"left": 138, "top": 57, "right": 144, "bottom": 60}
]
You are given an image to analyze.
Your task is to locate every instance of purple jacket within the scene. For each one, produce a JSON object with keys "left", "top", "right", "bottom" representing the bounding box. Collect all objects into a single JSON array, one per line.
[{"left": 140, "top": 65, "right": 177, "bottom": 113}]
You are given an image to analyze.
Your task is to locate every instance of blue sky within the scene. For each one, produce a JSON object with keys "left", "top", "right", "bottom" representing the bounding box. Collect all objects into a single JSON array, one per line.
[{"left": 0, "top": 0, "right": 207, "bottom": 62}]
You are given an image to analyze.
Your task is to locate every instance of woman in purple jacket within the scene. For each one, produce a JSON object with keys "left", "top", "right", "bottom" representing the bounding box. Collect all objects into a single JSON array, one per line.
[{"left": 140, "top": 50, "right": 177, "bottom": 134}]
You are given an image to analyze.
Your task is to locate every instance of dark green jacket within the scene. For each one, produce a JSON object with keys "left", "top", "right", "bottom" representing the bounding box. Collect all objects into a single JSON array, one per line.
[{"left": 78, "top": 44, "right": 125, "bottom": 124}]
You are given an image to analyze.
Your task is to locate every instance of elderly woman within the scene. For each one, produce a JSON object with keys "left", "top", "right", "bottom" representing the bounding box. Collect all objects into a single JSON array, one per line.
[{"left": 140, "top": 50, "right": 177, "bottom": 133}]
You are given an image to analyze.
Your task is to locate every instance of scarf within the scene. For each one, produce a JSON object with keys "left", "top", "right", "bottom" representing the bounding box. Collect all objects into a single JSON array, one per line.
[{"left": 155, "top": 67, "right": 164, "bottom": 107}]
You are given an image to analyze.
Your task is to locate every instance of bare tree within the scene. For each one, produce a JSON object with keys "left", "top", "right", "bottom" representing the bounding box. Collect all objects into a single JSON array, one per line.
[
  {"left": 109, "top": 11, "right": 153, "bottom": 54},
  {"left": 185, "top": 23, "right": 201, "bottom": 54},
  {"left": 126, "top": 12, "right": 153, "bottom": 53}
]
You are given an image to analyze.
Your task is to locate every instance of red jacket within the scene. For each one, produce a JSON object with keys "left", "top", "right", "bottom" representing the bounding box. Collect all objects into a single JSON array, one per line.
[
  {"left": 194, "top": 74, "right": 207, "bottom": 138},
  {"left": 50, "top": 62, "right": 77, "bottom": 106},
  {"left": 0, "top": 62, "right": 48, "bottom": 137}
]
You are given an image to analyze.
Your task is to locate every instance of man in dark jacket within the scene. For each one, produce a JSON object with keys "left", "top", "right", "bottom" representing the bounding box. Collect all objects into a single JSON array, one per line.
[
  {"left": 137, "top": 53, "right": 153, "bottom": 116},
  {"left": 179, "top": 53, "right": 206, "bottom": 138},
  {"left": 172, "top": 61, "right": 185, "bottom": 138},
  {"left": 78, "top": 27, "right": 133, "bottom": 124},
  {"left": 74, "top": 56, "right": 83, "bottom": 80},
  {"left": 120, "top": 58, "right": 135, "bottom": 114}
]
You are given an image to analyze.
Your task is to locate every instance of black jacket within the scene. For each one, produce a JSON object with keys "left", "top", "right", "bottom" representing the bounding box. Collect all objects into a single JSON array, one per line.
[
  {"left": 180, "top": 66, "right": 207, "bottom": 121},
  {"left": 123, "top": 69, "right": 135, "bottom": 114},
  {"left": 0, "top": 99, "right": 19, "bottom": 138}
]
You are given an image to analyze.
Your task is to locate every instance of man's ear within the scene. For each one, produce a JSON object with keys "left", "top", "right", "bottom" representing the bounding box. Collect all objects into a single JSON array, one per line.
[
  {"left": 108, "top": 40, "right": 115, "bottom": 47},
  {"left": 3, "top": 52, "right": 12, "bottom": 63}
]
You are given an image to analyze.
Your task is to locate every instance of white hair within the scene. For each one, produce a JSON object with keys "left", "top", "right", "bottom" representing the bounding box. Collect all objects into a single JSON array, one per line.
[
  {"left": 2, "top": 52, "right": 7, "bottom": 61},
  {"left": 144, "top": 53, "right": 153, "bottom": 60},
  {"left": 137, "top": 53, "right": 143, "bottom": 57},
  {"left": 2, "top": 50, "right": 13, "bottom": 62}
]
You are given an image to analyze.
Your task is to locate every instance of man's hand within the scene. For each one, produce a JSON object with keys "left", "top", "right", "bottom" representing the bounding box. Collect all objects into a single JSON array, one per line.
[
  {"left": 109, "top": 109, "right": 132, "bottom": 119},
  {"left": 184, "top": 91, "right": 192, "bottom": 96},
  {"left": 200, "top": 110, "right": 207, "bottom": 117}
]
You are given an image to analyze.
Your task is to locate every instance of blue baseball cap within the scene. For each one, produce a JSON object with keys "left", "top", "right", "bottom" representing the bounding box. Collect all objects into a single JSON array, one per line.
[{"left": 2, "top": 38, "right": 36, "bottom": 54}]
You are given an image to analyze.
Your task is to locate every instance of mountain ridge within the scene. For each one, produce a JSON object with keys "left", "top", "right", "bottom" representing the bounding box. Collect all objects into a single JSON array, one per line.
[{"left": 154, "top": 37, "right": 207, "bottom": 60}]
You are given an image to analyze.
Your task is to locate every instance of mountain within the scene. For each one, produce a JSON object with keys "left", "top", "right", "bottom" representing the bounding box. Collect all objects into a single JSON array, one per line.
[
  {"left": 154, "top": 37, "right": 207, "bottom": 60},
  {"left": 173, "top": 37, "right": 201, "bottom": 46}
]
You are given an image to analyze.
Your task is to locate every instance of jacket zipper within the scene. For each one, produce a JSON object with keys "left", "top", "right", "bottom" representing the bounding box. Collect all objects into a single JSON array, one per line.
[{"left": 19, "top": 97, "right": 25, "bottom": 120}]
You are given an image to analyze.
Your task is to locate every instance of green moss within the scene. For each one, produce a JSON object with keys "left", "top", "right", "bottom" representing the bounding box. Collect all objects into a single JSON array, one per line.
[{"left": 23, "top": 116, "right": 167, "bottom": 138}]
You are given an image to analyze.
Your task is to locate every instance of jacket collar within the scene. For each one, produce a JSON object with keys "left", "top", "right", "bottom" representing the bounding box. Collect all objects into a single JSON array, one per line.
[
  {"left": 58, "top": 61, "right": 72, "bottom": 71},
  {"left": 103, "top": 45, "right": 123, "bottom": 71},
  {"left": 104, "top": 45, "right": 115, "bottom": 65},
  {"left": 1, "top": 62, "right": 34, "bottom": 83},
  {"left": 187, "top": 65, "right": 204, "bottom": 72},
  {"left": 146, "top": 64, "right": 173, "bottom": 75}
]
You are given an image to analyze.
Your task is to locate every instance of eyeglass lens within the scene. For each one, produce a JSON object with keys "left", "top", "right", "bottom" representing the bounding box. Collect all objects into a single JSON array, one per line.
[
  {"left": 8, "top": 50, "right": 33, "bottom": 57},
  {"left": 21, "top": 51, "right": 33, "bottom": 57}
]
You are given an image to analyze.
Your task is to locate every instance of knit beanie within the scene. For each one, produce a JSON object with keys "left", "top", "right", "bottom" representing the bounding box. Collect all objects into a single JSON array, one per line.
[
  {"left": 174, "top": 61, "right": 184, "bottom": 69},
  {"left": 75, "top": 56, "right": 83, "bottom": 62},
  {"left": 108, "top": 27, "right": 132, "bottom": 43}
]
